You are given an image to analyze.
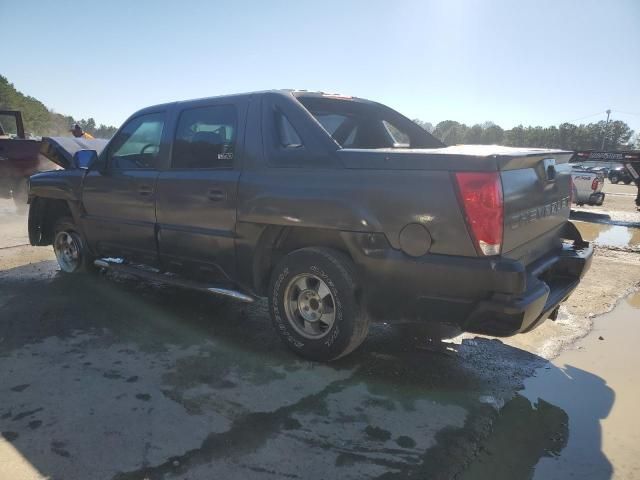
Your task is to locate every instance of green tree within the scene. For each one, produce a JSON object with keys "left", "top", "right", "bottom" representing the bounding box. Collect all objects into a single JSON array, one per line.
[
  {"left": 481, "top": 122, "right": 504, "bottom": 144},
  {"left": 504, "top": 125, "right": 526, "bottom": 147},
  {"left": 412, "top": 119, "right": 434, "bottom": 133},
  {"left": 463, "top": 124, "right": 483, "bottom": 144},
  {"left": 0, "top": 74, "right": 117, "bottom": 138},
  {"left": 433, "top": 120, "right": 469, "bottom": 145},
  {"left": 602, "top": 120, "right": 633, "bottom": 150},
  {"left": 415, "top": 115, "right": 635, "bottom": 151}
]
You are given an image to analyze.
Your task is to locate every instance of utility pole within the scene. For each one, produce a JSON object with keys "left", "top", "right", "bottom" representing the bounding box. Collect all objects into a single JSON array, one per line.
[{"left": 601, "top": 109, "right": 611, "bottom": 150}]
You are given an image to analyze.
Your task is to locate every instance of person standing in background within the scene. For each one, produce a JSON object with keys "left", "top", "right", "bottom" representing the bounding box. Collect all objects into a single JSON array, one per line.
[{"left": 70, "top": 123, "right": 95, "bottom": 139}]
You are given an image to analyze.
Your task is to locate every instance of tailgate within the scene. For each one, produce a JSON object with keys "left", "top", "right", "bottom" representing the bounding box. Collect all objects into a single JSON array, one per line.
[{"left": 499, "top": 151, "right": 573, "bottom": 260}]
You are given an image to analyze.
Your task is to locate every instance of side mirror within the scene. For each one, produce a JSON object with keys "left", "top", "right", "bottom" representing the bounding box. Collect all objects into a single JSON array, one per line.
[{"left": 73, "top": 149, "right": 98, "bottom": 170}]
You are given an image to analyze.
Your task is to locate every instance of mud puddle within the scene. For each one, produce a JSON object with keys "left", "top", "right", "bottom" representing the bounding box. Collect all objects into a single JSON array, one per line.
[
  {"left": 574, "top": 220, "right": 640, "bottom": 249},
  {"left": 519, "top": 293, "right": 640, "bottom": 479},
  {"left": 458, "top": 293, "right": 640, "bottom": 479}
]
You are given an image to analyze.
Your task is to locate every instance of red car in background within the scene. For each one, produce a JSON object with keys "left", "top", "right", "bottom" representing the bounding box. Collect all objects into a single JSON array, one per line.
[{"left": 0, "top": 110, "right": 107, "bottom": 212}]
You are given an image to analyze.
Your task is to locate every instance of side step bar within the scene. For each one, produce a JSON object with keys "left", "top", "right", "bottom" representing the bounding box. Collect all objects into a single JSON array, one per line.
[{"left": 94, "top": 258, "right": 255, "bottom": 303}]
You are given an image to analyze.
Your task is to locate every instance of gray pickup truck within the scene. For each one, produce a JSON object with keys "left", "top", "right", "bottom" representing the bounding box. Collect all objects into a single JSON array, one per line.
[{"left": 27, "top": 90, "right": 593, "bottom": 361}]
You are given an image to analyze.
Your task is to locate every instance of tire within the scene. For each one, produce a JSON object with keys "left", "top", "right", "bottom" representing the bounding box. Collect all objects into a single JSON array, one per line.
[
  {"left": 610, "top": 175, "right": 619, "bottom": 184},
  {"left": 624, "top": 179, "right": 632, "bottom": 185},
  {"left": 268, "top": 247, "right": 370, "bottom": 361},
  {"left": 52, "top": 217, "right": 95, "bottom": 274}
]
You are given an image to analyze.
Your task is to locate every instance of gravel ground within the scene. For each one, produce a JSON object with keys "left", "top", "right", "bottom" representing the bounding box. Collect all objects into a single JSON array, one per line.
[{"left": 0, "top": 186, "right": 638, "bottom": 479}]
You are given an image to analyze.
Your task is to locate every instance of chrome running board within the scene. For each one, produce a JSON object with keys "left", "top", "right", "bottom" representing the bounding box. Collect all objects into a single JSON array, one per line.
[{"left": 94, "top": 258, "right": 255, "bottom": 303}]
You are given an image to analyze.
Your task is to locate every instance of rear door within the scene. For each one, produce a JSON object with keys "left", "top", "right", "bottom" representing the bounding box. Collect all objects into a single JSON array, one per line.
[
  {"left": 155, "top": 99, "right": 246, "bottom": 280},
  {"left": 81, "top": 112, "right": 167, "bottom": 265}
]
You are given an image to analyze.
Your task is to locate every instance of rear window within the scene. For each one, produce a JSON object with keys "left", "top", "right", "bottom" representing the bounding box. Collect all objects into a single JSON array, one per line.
[
  {"left": 172, "top": 104, "right": 237, "bottom": 169},
  {"left": 294, "top": 95, "right": 442, "bottom": 149}
]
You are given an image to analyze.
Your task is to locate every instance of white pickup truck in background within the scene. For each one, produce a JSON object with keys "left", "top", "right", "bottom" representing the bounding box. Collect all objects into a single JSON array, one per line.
[{"left": 571, "top": 165, "right": 605, "bottom": 206}]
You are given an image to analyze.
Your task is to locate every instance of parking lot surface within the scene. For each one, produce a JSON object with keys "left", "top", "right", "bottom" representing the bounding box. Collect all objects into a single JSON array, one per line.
[{"left": 1, "top": 184, "right": 639, "bottom": 479}]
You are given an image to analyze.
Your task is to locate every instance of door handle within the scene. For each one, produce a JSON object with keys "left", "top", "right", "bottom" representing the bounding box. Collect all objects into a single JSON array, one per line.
[
  {"left": 207, "top": 189, "right": 226, "bottom": 201},
  {"left": 138, "top": 185, "right": 153, "bottom": 196}
]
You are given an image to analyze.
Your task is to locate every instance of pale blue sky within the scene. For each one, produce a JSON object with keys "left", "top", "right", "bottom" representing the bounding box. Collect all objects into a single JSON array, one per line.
[{"left": 2, "top": 0, "right": 639, "bottom": 132}]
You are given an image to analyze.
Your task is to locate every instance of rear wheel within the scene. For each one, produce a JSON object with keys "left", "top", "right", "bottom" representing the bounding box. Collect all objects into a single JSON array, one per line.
[
  {"left": 53, "top": 217, "right": 95, "bottom": 273},
  {"left": 610, "top": 175, "right": 619, "bottom": 184},
  {"left": 269, "top": 247, "right": 369, "bottom": 361},
  {"left": 624, "top": 179, "right": 632, "bottom": 185}
]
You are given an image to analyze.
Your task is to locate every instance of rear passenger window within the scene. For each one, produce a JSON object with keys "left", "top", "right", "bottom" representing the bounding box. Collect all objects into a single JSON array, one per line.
[
  {"left": 276, "top": 112, "right": 302, "bottom": 148},
  {"left": 172, "top": 105, "right": 237, "bottom": 169}
]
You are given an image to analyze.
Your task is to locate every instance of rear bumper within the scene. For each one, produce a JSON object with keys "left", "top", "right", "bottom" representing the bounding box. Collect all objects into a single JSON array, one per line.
[
  {"left": 464, "top": 239, "right": 592, "bottom": 336},
  {"left": 343, "top": 222, "right": 593, "bottom": 336}
]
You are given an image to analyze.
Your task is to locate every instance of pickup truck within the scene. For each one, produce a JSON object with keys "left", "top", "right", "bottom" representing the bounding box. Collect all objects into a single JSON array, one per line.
[
  {"left": 570, "top": 165, "right": 605, "bottom": 206},
  {"left": 27, "top": 90, "right": 593, "bottom": 361},
  {"left": 608, "top": 165, "right": 633, "bottom": 185}
]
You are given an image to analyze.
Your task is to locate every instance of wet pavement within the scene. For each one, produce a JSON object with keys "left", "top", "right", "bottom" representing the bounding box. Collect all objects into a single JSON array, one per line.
[
  {"left": 0, "top": 195, "right": 639, "bottom": 479},
  {"left": 524, "top": 293, "right": 640, "bottom": 480},
  {"left": 573, "top": 220, "right": 640, "bottom": 250},
  {"left": 0, "top": 258, "right": 566, "bottom": 479}
]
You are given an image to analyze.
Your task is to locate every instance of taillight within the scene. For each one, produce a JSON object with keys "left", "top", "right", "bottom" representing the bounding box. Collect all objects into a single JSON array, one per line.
[
  {"left": 454, "top": 172, "right": 503, "bottom": 256},
  {"left": 591, "top": 178, "right": 599, "bottom": 190}
]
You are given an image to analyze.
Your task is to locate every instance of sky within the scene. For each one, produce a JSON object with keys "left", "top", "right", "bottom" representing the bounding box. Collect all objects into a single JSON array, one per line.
[{"left": 2, "top": 0, "right": 639, "bottom": 133}]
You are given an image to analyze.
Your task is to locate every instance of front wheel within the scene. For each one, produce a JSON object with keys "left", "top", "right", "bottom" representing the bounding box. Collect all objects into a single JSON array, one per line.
[
  {"left": 268, "top": 247, "right": 370, "bottom": 361},
  {"left": 53, "top": 217, "right": 95, "bottom": 273},
  {"left": 610, "top": 175, "right": 619, "bottom": 184}
]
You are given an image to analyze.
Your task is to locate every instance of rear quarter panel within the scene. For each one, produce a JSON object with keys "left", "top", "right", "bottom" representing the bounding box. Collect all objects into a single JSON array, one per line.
[{"left": 237, "top": 166, "right": 476, "bottom": 257}]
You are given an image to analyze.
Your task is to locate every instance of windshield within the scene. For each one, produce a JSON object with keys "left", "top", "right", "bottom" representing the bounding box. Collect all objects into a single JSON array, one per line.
[{"left": 295, "top": 95, "right": 443, "bottom": 149}]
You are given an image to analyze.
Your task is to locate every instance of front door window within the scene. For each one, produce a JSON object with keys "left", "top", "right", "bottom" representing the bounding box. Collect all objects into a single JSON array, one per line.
[{"left": 107, "top": 113, "right": 165, "bottom": 170}]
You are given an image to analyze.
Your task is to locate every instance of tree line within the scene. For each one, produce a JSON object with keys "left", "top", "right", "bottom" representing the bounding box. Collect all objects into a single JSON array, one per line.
[
  {"left": 1, "top": 73, "right": 637, "bottom": 149},
  {"left": 414, "top": 118, "right": 637, "bottom": 151},
  {"left": 0, "top": 75, "right": 117, "bottom": 138}
]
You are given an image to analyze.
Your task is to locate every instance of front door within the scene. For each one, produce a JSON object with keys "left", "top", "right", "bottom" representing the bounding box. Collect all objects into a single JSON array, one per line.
[
  {"left": 81, "top": 111, "right": 167, "bottom": 265},
  {"left": 155, "top": 101, "right": 245, "bottom": 280}
]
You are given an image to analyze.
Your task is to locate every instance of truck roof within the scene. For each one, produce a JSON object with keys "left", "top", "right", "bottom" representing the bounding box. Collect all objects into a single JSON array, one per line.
[{"left": 133, "top": 89, "right": 376, "bottom": 116}]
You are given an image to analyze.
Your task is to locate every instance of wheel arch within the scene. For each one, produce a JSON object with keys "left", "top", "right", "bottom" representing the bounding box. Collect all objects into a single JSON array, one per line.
[
  {"left": 28, "top": 197, "right": 77, "bottom": 246},
  {"left": 252, "top": 225, "right": 355, "bottom": 296}
]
